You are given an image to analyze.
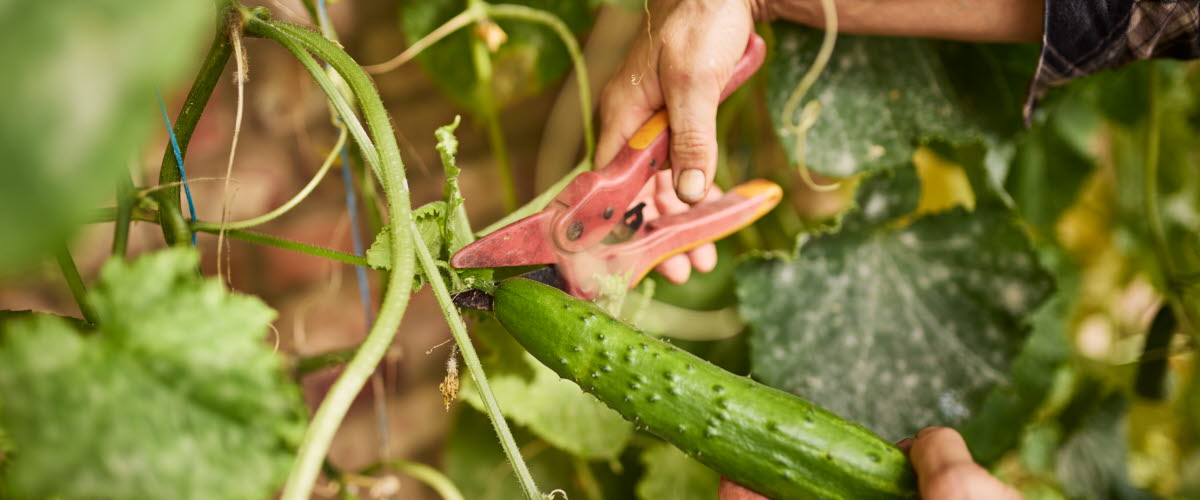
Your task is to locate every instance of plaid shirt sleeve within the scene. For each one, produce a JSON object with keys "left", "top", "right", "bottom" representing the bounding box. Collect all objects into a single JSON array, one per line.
[{"left": 1024, "top": 0, "right": 1200, "bottom": 121}]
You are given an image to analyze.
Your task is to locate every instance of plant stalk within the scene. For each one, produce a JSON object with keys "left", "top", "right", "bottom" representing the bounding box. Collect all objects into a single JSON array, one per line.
[
  {"left": 55, "top": 246, "right": 96, "bottom": 324},
  {"left": 156, "top": 15, "right": 234, "bottom": 245},
  {"left": 113, "top": 169, "right": 135, "bottom": 257},
  {"left": 468, "top": 6, "right": 518, "bottom": 212}
]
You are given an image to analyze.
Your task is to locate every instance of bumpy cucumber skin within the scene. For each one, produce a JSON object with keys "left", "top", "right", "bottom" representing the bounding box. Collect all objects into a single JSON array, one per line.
[{"left": 493, "top": 279, "right": 917, "bottom": 500}]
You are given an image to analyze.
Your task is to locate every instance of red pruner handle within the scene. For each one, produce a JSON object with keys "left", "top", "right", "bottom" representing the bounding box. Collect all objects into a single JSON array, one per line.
[
  {"left": 550, "top": 34, "right": 768, "bottom": 254},
  {"left": 558, "top": 179, "right": 783, "bottom": 299}
]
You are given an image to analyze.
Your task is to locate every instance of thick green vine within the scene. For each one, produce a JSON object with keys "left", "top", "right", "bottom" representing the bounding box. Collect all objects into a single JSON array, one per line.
[{"left": 244, "top": 15, "right": 541, "bottom": 500}]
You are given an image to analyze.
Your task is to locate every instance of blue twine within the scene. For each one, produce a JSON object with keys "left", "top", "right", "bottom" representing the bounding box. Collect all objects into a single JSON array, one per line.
[
  {"left": 339, "top": 146, "right": 375, "bottom": 327},
  {"left": 156, "top": 89, "right": 198, "bottom": 246},
  {"left": 317, "top": 0, "right": 373, "bottom": 327}
]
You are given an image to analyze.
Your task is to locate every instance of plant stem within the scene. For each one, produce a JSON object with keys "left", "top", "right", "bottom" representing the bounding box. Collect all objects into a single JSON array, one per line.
[
  {"left": 55, "top": 246, "right": 96, "bottom": 324},
  {"left": 409, "top": 219, "right": 542, "bottom": 499},
  {"left": 365, "top": 3, "right": 592, "bottom": 164},
  {"left": 252, "top": 13, "right": 539, "bottom": 500},
  {"left": 468, "top": 6, "right": 518, "bottom": 212},
  {"left": 113, "top": 169, "right": 135, "bottom": 257},
  {"left": 195, "top": 225, "right": 370, "bottom": 267},
  {"left": 89, "top": 207, "right": 372, "bottom": 267},
  {"left": 155, "top": 192, "right": 194, "bottom": 246},
  {"left": 193, "top": 129, "right": 347, "bottom": 231},
  {"left": 156, "top": 14, "right": 234, "bottom": 245},
  {"left": 486, "top": 3, "right": 593, "bottom": 162},
  {"left": 363, "top": 6, "right": 481, "bottom": 74},
  {"left": 1144, "top": 62, "right": 1173, "bottom": 278},
  {"left": 362, "top": 460, "right": 467, "bottom": 500},
  {"left": 294, "top": 346, "right": 359, "bottom": 377},
  {"left": 245, "top": 19, "right": 420, "bottom": 500},
  {"left": 1143, "top": 63, "right": 1199, "bottom": 337}
]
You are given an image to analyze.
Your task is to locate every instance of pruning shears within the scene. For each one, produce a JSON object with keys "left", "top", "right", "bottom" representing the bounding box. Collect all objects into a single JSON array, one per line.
[{"left": 451, "top": 34, "right": 780, "bottom": 303}]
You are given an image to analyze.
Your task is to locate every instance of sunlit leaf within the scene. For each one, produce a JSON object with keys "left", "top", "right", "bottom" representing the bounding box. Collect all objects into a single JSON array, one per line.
[{"left": 736, "top": 165, "right": 1053, "bottom": 439}]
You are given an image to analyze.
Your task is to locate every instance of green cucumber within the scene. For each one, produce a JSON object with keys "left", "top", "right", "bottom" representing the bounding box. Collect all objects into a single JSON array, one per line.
[{"left": 493, "top": 278, "right": 917, "bottom": 500}]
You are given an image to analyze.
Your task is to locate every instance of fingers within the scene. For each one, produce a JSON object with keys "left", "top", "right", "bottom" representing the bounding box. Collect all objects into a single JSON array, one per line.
[
  {"left": 659, "top": 43, "right": 724, "bottom": 203},
  {"left": 655, "top": 3, "right": 752, "bottom": 203},
  {"left": 649, "top": 170, "right": 718, "bottom": 281},
  {"left": 718, "top": 479, "right": 769, "bottom": 500},
  {"left": 908, "top": 427, "right": 1023, "bottom": 500},
  {"left": 685, "top": 187, "right": 722, "bottom": 273},
  {"left": 596, "top": 21, "right": 663, "bottom": 170},
  {"left": 909, "top": 427, "right": 975, "bottom": 479}
]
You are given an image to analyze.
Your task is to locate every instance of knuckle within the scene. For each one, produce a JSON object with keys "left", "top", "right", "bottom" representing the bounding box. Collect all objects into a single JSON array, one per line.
[
  {"left": 670, "top": 129, "right": 715, "bottom": 165},
  {"left": 661, "top": 54, "right": 725, "bottom": 88}
]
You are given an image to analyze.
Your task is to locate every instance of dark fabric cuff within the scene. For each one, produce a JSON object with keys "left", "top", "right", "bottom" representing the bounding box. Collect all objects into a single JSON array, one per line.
[{"left": 1024, "top": 0, "right": 1200, "bottom": 123}]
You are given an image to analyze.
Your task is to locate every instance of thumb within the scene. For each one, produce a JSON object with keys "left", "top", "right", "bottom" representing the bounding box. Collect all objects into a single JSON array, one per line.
[{"left": 660, "top": 50, "right": 724, "bottom": 204}]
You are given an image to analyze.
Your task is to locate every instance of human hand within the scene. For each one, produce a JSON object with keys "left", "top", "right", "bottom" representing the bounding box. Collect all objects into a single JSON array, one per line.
[
  {"left": 596, "top": 0, "right": 760, "bottom": 283},
  {"left": 717, "top": 427, "right": 1022, "bottom": 499}
]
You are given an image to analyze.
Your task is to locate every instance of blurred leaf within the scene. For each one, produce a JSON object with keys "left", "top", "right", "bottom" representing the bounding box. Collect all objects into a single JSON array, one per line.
[
  {"left": 1056, "top": 395, "right": 1156, "bottom": 500},
  {"left": 460, "top": 317, "right": 634, "bottom": 460},
  {"left": 736, "top": 165, "right": 1054, "bottom": 439},
  {"left": 961, "top": 252, "right": 1075, "bottom": 465},
  {"left": 766, "top": 22, "right": 1037, "bottom": 177},
  {"left": 0, "top": 0, "right": 212, "bottom": 272},
  {"left": 0, "top": 248, "right": 306, "bottom": 499},
  {"left": 445, "top": 408, "right": 577, "bottom": 500},
  {"left": 648, "top": 240, "right": 739, "bottom": 311},
  {"left": 401, "top": 0, "right": 591, "bottom": 113},
  {"left": 1006, "top": 94, "right": 1099, "bottom": 239},
  {"left": 445, "top": 407, "right": 637, "bottom": 500},
  {"left": 635, "top": 442, "right": 719, "bottom": 500}
]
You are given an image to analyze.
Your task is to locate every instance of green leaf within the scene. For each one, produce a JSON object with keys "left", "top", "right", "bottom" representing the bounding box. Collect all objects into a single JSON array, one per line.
[
  {"left": 0, "top": 0, "right": 211, "bottom": 271},
  {"left": 436, "top": 115, "right": 474, "bottom": 255},
  {"left": 0, "top": 248, "right": 306, "bottom": 499},
  {"left": 635, "top": 442, "right": 719, "bottom": 500},
  {"left": 1006, "top": 95, "right": 1099, "bottom": 239},
  {"left": 960, "top": 252, "right": 1075, "bottom": 465},
  {"left": 445, "top": 407, "right": 576, "bottom": 500},
  {"left": 460, "top": 317, "right": 633, "bottom": 460},
  {"left": 1056, "top": 395, "right": 1156, "bottom": 500},
  {"left": 445, "top": 407, "right": 636, "bottom": 500},
  {"left": 367, "top": 201, "right": 445, "bottom": 269},
  {"left": 735, "top": 165, "right": 1054, "bottom": 439},
  {"left": 766, "top": 22, "right": 1036, "bottom": 177},
  {"left": 400, "top": 0, "right": 591, "bottom": 113}
]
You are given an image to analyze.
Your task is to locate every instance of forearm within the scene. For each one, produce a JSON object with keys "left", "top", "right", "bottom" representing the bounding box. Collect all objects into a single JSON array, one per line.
[{"left": 749, "top": 0, "right": 1044, "bottom": 43}]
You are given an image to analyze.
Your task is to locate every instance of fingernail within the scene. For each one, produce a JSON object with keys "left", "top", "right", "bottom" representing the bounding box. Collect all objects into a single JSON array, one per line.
[{"left": 677, "top": 169, "right": 706, "bottom": 203}]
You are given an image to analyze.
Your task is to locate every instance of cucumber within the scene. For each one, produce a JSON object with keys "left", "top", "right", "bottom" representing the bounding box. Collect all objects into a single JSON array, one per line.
[{"left": 492, "top": 278, "right": 917, "bottom": 499}]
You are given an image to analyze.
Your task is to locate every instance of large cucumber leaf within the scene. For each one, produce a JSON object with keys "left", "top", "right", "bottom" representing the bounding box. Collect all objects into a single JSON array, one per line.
[
  {"left": 767, "top": 22, "right": 1037, "bottom": 178},
  {"left": 736, "top": 165, "right": 1053, "bottom": 439},
  {"left": 0, "top": 248, "right": 306, "bottom": 499},
  {"left": 0, "top": 0, "right": 211, "bottom": 272}
]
